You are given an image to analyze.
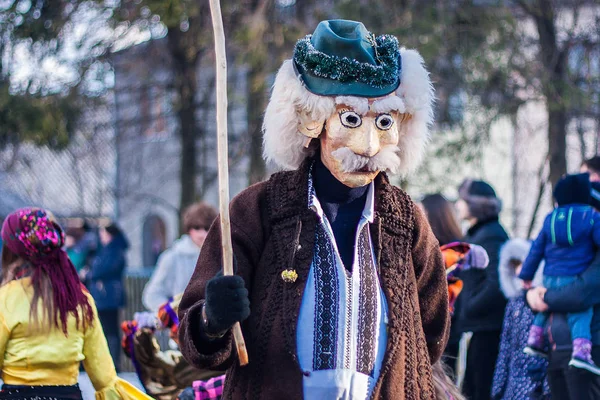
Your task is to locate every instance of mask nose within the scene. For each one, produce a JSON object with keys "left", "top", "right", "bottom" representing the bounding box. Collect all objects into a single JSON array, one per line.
[{"left": 351, "top": 124, "right": 380, "bottom": 158}]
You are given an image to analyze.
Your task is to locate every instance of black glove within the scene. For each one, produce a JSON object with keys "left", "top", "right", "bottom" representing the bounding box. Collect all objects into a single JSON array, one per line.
[{"left": 203, "top": 274, "right": 250, "bottom": 335}]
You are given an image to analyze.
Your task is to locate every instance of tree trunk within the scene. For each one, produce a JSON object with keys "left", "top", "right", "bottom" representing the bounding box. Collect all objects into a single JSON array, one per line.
[
  {"left": 168, "top": 29, "right": 201, "bottom": 227},
  {"left": 510, "top": 114, "right": 520, "bottom": 236},
  {"left": 244, "top": 2, "right": 271, "bottom": 185},
  {"left": 247, "top": 67, "right": 267, "bottom": 184},
  {"left": 533, "top": 0, "right": 568, "bottom": 188},
  {"left": 547, "top": 109, "right": 568, "bottom": 187},
  {"left": 528, "top": 156, "right": 549, "bottom": 239},
  {"left": 576, "top": 120, "right": 587, "bottom": 162}
]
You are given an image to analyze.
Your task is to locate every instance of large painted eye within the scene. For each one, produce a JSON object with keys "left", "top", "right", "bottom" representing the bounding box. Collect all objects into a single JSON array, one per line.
[
  {"left": 339, "top": 111, "right": 362, "bottom": 128},
  {"left": 375, "top": 114, "right": 394, "bottom": 130}
]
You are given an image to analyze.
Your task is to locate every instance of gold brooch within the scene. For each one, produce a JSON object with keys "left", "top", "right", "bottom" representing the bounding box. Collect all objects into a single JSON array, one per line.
[{"left": 281, "top": 269, "right": 298, "bottom": 283}]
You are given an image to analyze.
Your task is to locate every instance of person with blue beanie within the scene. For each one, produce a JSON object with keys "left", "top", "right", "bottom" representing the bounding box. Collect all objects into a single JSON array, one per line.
[{"left": 520, "top": 173, "right": 600, "bottom": 374}]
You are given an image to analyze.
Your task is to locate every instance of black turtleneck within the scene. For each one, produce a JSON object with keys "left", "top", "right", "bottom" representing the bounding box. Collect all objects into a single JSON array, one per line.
[{"left": 313, "top": 157, "right": 369, "bottom": 271}]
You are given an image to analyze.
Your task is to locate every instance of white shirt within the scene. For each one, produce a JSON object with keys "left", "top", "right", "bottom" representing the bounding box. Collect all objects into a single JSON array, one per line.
[
  {"left": 297, "top": 178, "right": 388, "bottom": 400},
  {"left": 142, "top": 235, "right": 201, "bottom": 311}
]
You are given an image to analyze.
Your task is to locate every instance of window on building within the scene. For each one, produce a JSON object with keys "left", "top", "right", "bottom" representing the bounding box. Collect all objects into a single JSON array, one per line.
[{"left": 142, "top": 215, "right": 167, "bottom": 267}]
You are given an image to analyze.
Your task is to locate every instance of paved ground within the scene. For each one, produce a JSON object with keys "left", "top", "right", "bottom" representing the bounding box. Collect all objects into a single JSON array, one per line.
[{"left": 79, "top": 372, "right": 144, "bottom": 398}]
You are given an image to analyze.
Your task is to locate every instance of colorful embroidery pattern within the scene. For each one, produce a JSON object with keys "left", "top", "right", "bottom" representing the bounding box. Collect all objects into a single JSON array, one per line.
[
  {"left": 357, "top": 225, "right": 378, "bottom": 376},
  {"left": 343, "top": 272, "right": 353, "bottom": 370},
  {"left": 303, "top": 164, "right": 386, "bottom": 393},
  {"left": 9, "top": 208, "right": 63, "bottom": 259},
  {"left": 312, "top": 223, "right": 340, "bottom": 371}
]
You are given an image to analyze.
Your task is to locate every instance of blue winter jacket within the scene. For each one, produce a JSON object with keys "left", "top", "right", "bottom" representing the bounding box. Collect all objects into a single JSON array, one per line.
[
  {"left": 520, "top": 205, "right": 600, "bottom": 280},
  {"left": 88, "top": 233, "right": 129, "bottom": 311}
]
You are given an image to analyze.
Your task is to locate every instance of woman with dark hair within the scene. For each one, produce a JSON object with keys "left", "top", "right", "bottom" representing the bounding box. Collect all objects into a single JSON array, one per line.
[
  {"left": 421, "top": 194, "right": 464, "bottom": 246},
  {"left": 86, "top": 222, "right": 129, "bottom": 370},
  {"left": 0, "top": 208, "right": 149, "bottom": 399},
  {"left": 421, "top": 194, "right": 464, "bottom": 376}
]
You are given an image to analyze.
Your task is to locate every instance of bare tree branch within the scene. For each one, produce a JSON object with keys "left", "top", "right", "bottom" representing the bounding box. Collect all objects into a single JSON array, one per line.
[{"left": 527, "top": 155, "right": 549, "bottom": 238}]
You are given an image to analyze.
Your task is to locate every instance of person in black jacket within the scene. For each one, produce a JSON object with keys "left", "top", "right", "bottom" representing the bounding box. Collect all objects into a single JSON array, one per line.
[
  {"left": 85, "top": 223, "right": 129, "bottom": 370},
  {"left": 525, "top": 177, "right": 600, "bottom": 399},
  {"left": 527, "top": 252, "right": 600, "bottom": 399},
  {"left": 456, "top": 179, "right": 509, "bottom": 400}
]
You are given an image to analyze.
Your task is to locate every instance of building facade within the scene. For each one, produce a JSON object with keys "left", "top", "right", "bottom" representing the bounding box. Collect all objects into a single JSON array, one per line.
[{"left": 112, "top": 38, "right": 249, "bottom": 268}]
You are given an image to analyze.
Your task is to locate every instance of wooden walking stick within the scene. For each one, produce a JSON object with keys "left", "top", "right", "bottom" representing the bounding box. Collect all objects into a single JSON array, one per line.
[{"left": 208, "top": 0, "right": 249, "bottom": 366}]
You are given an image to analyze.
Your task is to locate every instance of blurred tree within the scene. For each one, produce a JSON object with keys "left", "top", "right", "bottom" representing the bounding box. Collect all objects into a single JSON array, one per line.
[
  {"left": 0, "top": 1, "right": 82, "bottom": 154},
  {"left": 111, "top": 0, "right": 302, "bottom": 212},
  {"left": 232, "top": 0, "right": 330, "bottom": 184},
  {"left": 111, "top": 0, "right": 213, "bottom": 217},
  {"left": 337, "top": 0, "right": 599, "bottom": 190},
  {"left": 3, "top": 0, "right": 597, "bottom": 220},
  {"left": 513, "top": 0, "right": 600, "bottom": 186},
  {"left": 333, "top": 0, "right": 524, "bottom": 193},
  {"left": 112, "top": 0, "right": 327, "bottom": 200},
  {"left": 235, "top": 0, "right": 274, "bottom": 185}
]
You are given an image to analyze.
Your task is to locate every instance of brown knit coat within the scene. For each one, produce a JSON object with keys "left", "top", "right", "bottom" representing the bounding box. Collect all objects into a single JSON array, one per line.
[{"left": 178, "top": 161, "right": 450, "bottom": 399}]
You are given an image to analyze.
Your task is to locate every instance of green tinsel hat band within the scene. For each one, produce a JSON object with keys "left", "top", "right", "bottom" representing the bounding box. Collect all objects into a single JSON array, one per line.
[{"left": 292, "top": 21, "right": 402, "bottom": 97}]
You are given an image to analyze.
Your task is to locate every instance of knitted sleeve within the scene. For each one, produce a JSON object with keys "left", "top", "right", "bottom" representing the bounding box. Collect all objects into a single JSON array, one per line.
[
  {"left": 178, "top": 182, "right": 267, "bottom": 370},
  {"left": 412, "top": 205, "right": 450, "bottom": 363}
]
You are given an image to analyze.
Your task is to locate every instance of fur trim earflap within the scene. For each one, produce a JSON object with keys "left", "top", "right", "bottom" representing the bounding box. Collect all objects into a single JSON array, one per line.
[
  {"left": 458, "top": 179, "right": 503, "bottom": 221},
  {"left": 262, "top": 48, "right": 434, "bottom": 176},
  {"left": 262, "top": 60, "right": 334, "bottom": 170},
  {"left": 394, "top": 49, "right": 434, "bottom": 177},
  {"left": 499, "top": 239, "right": 544, "bottom": 299}
]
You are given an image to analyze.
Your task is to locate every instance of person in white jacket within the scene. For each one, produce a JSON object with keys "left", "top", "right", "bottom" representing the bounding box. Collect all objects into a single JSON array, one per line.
[{"left": 142, "top": 202, "right": 217, "bottom": 312}]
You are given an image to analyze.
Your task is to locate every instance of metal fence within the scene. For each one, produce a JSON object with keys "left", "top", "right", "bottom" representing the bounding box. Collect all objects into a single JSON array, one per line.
[{"left": 119, "top": 266, "right": 170, "bottom": 373}]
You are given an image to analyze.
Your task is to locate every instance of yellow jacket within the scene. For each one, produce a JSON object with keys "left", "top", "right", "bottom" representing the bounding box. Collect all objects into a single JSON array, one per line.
[{"left": 0, "top": 277, "right": 151, "bottom": 400}]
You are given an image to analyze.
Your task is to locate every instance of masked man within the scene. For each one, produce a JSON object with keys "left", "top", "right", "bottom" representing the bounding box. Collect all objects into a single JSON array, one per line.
[{"left": 178, "top": 20, "right": 449, "bottom": 400}]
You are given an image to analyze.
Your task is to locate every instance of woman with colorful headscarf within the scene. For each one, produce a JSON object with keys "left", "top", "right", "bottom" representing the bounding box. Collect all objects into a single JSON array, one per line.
[{"left": 0, "top": 207, "right": 151, "bottom": 400}]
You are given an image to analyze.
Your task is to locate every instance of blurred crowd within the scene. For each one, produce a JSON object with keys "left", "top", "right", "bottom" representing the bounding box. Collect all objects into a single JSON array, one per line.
[
  {"left": 2, "top": 155, "right": 600, "bottom": 400},
  {"left": 421, "top": 155, "right": 600, "bottom": 400}
]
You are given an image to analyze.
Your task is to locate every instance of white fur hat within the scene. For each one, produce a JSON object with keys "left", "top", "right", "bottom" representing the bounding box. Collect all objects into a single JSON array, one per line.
[{"left": 262, "top": 48, "right": 434, "bottom": 176}]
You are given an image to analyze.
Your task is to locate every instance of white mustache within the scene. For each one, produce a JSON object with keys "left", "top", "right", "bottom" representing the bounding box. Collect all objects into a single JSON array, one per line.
[{"left": 331, "top": 145, "right": 401, "bottom": 175}]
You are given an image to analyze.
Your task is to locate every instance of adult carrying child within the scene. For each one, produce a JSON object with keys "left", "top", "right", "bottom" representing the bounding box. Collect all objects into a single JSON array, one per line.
[{"left": 520, "top": 173, "right": 600, "bottom": 375}]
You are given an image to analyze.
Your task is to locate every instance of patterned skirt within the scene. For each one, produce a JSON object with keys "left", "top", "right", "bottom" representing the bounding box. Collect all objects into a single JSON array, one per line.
[{"left": 0, "top": 384, "right": 83, "bottom": 400}]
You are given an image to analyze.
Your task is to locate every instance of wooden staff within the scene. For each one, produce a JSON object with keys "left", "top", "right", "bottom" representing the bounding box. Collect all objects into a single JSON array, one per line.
[{"left": 208, "top": 0, "right": 249, "bottom": 366}]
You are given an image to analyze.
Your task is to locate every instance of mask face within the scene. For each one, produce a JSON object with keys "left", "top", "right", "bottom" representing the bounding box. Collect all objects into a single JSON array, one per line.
[{"left": 320, "top": 96, "right": 403, "bottom": 188}]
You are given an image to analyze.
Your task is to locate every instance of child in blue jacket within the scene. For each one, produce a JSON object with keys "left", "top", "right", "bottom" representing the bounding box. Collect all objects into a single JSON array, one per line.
[{"left": 520, "top": 173, "right": 600, "bottom": 374}]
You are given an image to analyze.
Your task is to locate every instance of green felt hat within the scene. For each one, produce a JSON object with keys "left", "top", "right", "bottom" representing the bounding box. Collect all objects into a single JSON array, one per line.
[{"left": 293, "top": 19, "right": 402, "bottom": 97}]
